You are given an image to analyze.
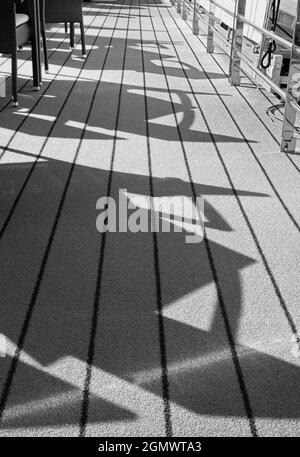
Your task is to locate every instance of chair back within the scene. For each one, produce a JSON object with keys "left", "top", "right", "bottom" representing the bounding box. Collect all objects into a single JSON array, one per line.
[
  {"left": 14, "top": 0, "right": 28, "bottom": 13},
  {"left": 0, "top": 0, "right": 17, "bottom": 50},
  {"left": 45, "top": 0, "right": 83, "bottom": 23},
  {"left": 15, "top": 0, "right": 45, "bottom": 23}
]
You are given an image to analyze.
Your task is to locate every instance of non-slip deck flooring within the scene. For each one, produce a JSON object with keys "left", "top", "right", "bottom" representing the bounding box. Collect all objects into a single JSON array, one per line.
[{"left": 0, "top": 0, "right": 299, "bottom": 437}]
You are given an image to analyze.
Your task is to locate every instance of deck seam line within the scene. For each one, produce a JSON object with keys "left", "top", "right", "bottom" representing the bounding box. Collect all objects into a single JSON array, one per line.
[
  {"left": 80, "top": 0, "right": 132, "bottom": 437},
  {"left": 0, "top": 2, "right": 97, "bottom": 157},
  {"left": 167, "top": 5, "right": 300, "bottom": 233},
  {"left": 0, "top": 23, "right": 67, "bottom": 108},
  {"left": 184, "top": 17, "right": 300, "bottom": 176},
  {"left": 0, "top": 2, "right": 114, "bottom": 425},
  {"left": 162, "top": 1, "right": 298, "bottom": 337},
  {"left": 140, "top": 0, "right": 173, "bottom": 438},
  {"left": 0, "top": 3, "right": 106, "bottom": 240},
  {"left": 0, "top": 3, "right": 99, "bottom": 114},
  {"left": 151, "top": 0, "right": 258, "bottom": 437}
]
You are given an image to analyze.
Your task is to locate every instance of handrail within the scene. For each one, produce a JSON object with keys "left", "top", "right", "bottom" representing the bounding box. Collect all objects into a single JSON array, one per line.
[
  {"left": 210, "top": 0, "right": 234, "bottom": 18},
  {"left": 235, "top": 48, "right": 287, "bottom": 99},
  {"left": 193, "top": 5, "right": 292, "bottom": 100},
  {"left": 236, "top": 14, "right": 292, "bottom": 49},
  {"left": 204, "top": 0, "right": 293, "bottom": 50},
  {"left": 172, "top": 0, "right": 300, "bottom": 153},
  {"left": 188, "top": 1, "right": 288, "bottom": 93}
]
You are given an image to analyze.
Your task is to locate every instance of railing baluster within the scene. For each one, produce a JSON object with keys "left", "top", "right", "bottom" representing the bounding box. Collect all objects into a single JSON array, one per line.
[
  {"left": 182, "top": 0, "right": 187, "bottom": 20},
  {"left": 177, "top": 0, "right": 182, "bottom": 14},
  {"left": 229, "top": 0, "right": 246, "bottom": 85},
  {"left": 0, "top": 77, "right": 6, "bottom": 98},
  {"left": 281, "top": 0, "right": 300, "bottom": 153},
  {"left": 192, "top": 0, "right": 199, "bottom": 35},
  {"left": 207, "top": 0, "right": 215, "bottom": 53},
  {"left": 169, "top": 0, "right": 299, "bottom": 153}
]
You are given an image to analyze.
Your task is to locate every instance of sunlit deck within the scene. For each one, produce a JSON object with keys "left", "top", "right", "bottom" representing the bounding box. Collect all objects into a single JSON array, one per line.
[{"left": 0, "top": 0, "right": 299, "bottom": 437}]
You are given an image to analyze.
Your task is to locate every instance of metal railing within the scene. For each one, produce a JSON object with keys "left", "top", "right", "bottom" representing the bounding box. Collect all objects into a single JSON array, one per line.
[{"left": 170, "top": 0, "right": 300, "bottom": 153}]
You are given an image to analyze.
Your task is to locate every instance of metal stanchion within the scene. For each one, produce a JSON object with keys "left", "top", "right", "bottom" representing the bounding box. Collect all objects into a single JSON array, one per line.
[
  {"left": 182, "top": 0, "right": 187, "bottom": 20},
  {"left": 171, "top": 0, "right": 299, "bottom": 153},
  {"left": 258, "top": 0, "right": 274, "bottom": 75},
  {"left": 192, "top": 0, "right": 199, "bottom": 35},
  {"left": 0, "top": 77, "right": 6, "bottom": 98},
  {"left": 207, "top": 0, "right": 215, "bottom": 53},
  {"left": 229, "top": 0, "right": 246, "bottom": 85},
  {"left": 177, "top": 0, "right": 182, "bottom": 14},
  {"left": 281, "top": 0, "right": 300, "bottom": 153}
]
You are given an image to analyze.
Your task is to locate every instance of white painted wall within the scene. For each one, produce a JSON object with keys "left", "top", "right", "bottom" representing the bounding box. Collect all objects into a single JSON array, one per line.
[
  {"left": 199, "top": 0, "right": 268, "bottom": 43},
  {"left": 278, "top": 0, "right": 297, "bottom": 31},
  {"left": 244, "top": 0, "right": 268, "bottom": 42},
  {"left": 280, "top": 0, "right": 297, "bottom": 16},
  {"left": 198, "top": 0, "right": 297, "bottom": 43}
]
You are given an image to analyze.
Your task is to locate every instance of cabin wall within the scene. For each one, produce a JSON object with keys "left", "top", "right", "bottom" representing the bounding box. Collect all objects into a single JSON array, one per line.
[
  {"left": 199, "top": 0, "right": 297, "bottom": 44},
  {"left": 278, "top": 0, "right": 297, "bottom": 33}
]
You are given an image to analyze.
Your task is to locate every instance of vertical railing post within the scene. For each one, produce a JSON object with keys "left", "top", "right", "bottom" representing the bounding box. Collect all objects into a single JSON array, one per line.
[
  {"left": 258, "top": 0, "right": 273, "bottom": 75},
  {"left": 229, "top": 0, "right": 246, "bottom": 86},
  {"left": 182, "top": 0, "right": 187, "bottom": 20},
  {"left": 177, "top": 0, "right": 182, "bottom": 14},
  {"left": 193, "top": 0, "right": 199, "bottom": 35},
  {"left": 207, "top": 0, "right": 215, "bottom": 53},
  {"left": 281, "top": 0, "right": 300, "bottom": 153},
  {"left": 0, "top": 77, "right": 6, "bottom": 98}
]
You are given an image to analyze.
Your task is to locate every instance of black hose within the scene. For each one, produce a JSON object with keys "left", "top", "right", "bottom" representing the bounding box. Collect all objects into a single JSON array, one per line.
[{"left": 261, "top": 0, "right": 281, "bottom": 70}]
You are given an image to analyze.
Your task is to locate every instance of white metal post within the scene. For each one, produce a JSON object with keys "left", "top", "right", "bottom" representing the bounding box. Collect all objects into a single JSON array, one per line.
[
  {"left": 281, "top": 0, "right": 300, "bottom": 153},
  {"left": 177, "top": 0, "right": 182, "bottom": 14},
  {"left": 258, "top": 0, "right": 274, "bottom": 74},
  {"left": 229, "top": 0, "right": 246, "bottom": 86},
  {"left": 193, "top": 0, "right": 200, "bottom": 35},
  {"left": 182, "top": 0, "right": 187, "bottom": 20},
  {"left": 207, "top": 0, "right": 215, "bottom": 54},
  {"left": 0, "top": 77, "right": 6, "bottom": 98}
]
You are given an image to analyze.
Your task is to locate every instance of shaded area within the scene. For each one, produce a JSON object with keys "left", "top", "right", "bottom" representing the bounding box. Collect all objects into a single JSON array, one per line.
[
  {"left": 0, "top": 156, "right": 299, "bottom": 429},
  {"left": 0, "top": 0, "right": 299, "bottom": 436},
  {"left": 0, "top": 79, "right": 252, "bottom": 143},
  {"left": 1, "top": 364, "right": 136, "bottom": 427}
]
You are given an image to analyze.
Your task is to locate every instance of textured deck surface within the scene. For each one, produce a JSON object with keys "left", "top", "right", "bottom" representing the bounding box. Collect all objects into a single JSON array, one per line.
[{"left": 0, "top": 0, "right": 300, "bottom": 437}]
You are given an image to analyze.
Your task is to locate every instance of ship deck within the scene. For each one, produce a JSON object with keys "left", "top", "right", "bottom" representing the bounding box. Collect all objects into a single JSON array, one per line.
[{"left": 0, "top": 0, "right": 299, "bottom": 437}]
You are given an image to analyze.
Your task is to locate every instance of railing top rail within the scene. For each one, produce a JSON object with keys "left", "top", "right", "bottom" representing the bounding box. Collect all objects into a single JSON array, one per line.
[
  {"left": 178, "top": 0, "right": 300, "bottom": 153},
  {"left": 203, "top": 0, "right": 293, "bottom": 50}
]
